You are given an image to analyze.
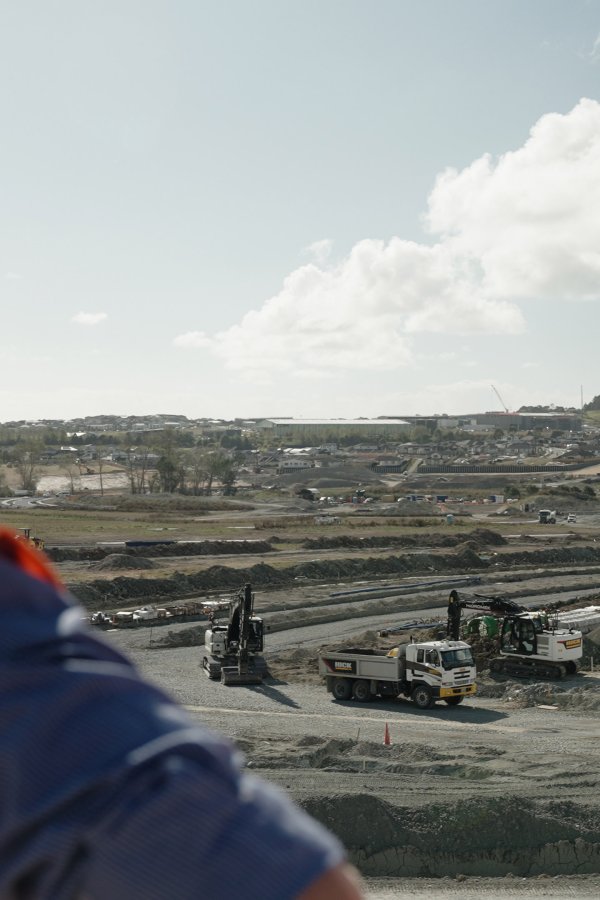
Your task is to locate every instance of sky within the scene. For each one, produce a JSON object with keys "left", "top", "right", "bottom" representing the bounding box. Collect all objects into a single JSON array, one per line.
[{"left": 1, "top": 0, "right": 600, "bottom": 422}]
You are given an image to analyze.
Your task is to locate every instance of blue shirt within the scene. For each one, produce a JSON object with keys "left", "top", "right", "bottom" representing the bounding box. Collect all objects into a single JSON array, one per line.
[{"left": 0, "top": 559, "right": 344, "bottom": 899}]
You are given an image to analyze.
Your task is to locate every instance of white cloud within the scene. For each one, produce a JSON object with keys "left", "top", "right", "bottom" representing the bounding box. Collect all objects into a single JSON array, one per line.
[
  {"left": 425, "top": 98, "right": 600, "bottom": 302},
  {"left": 303, "top": 239, "right": 333, "bottom": 264},
  {"left": 177, "top": 99, "right": 600, "bottom": 380},
  {"left": 72, "top": 312, "right": 107, "bottom": 326},
  {"left": 4, "top": 272, "right": 20, "bottom": 280},
  {"left": 172, "top": 331, "right": 211, "bottom": 348}
]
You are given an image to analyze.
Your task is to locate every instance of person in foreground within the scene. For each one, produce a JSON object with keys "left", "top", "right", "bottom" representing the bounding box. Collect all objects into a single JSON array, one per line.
[{"left": 0, "top": 528, "right": 364, "bottom": 899}]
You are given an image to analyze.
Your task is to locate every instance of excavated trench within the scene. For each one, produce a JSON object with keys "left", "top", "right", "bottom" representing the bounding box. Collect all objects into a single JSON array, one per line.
[
  {"left": 303, "top": 793, "right": 600, "bottom": 877},
  {"left": 236, "top": 736, "right": 600, "bottom": 877}
]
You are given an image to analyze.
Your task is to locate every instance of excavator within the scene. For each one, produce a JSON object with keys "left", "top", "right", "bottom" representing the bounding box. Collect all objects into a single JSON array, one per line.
[
  {"left": 201, "top": 583, "right": 268, "bottom": 686},
  {"left": 447, "top": 589, "right": 582, "bottom": 679}
]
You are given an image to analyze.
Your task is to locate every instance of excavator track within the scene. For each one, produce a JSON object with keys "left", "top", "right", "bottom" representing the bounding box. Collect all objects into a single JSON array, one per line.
[
  {"left": 490, "top": 656, "right": 567, "bottom": 680},
  {"left": 202, "top": 653, "right": 222, "bottom": 680}
]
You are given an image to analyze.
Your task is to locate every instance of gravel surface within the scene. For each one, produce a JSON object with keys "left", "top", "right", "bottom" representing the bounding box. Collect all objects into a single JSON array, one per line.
[{"left": 103, "top": 618, "right": 600, "bottom": 883}]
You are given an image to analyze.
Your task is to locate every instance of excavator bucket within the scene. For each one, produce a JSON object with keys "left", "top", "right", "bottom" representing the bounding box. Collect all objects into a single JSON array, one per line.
[{"left": 220, "top": 665, "right": 264, "bottom": 686}]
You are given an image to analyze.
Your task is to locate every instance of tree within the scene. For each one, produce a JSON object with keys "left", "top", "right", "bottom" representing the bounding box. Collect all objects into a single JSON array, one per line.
[
  {"left": 125, "top": 445, "right": 152, "bottom": 495},
  {"left": 98, "top": 456, "right": 105, "bottom": 497},
  {"left": 157, "top": 455, "right": 179, "bottom": 493},
  {"left": 13, "top": 440, "right": 42, "bottom": 493},
  {"left": 200, "top": 451, "right": 237, "bottom": 496},
  {"left": 584, "top": 395, "right": 600, "bottom": 411},
  {"left": 218, "top": 458, "right": 238, "bottom": 495},
  {"left": 184, "top": 451, "right": 211, "bottom": 496},
  {"left": 63, "top": 463, "right": 78, "bottom": 494}
]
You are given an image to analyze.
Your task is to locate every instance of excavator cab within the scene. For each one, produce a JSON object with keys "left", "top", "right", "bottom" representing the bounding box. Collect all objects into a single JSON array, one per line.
[{"left": 500, "top": 616, "right": 537, "bottom": 656}]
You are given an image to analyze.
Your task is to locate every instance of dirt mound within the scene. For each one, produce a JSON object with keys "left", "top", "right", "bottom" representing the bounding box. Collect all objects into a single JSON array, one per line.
[
  {"left": 150, "top": 625, "right": 205, "bottom": 648},
  {"left": 49, "top": 540, "right": 274, "bottom": 563},
  {"left": 476, "top": 677, "right": 600, "bottom": 710},
  {"left": 68, "top": 542, "right": 600, "bottom": 612},
  {"left": 301, "top": 794, "right": 600, "bottom": 876},
  {"left": 91, "top": 554, "right": 157, "bottom": 571},
  {"left": 276, "top": 466, "right": 382, "bottom": 488},
  {"left": 303, "top": 528, "right": 506, "bottom": 552}
]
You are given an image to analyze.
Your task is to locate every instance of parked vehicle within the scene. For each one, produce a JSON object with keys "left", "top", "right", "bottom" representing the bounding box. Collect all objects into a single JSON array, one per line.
[{"left": 318, "top": 639, "right": 476, "bottom": 709}]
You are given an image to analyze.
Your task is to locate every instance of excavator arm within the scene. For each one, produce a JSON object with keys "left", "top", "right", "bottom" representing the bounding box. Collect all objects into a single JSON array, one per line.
[{"left": 447, "top": 590, "right": 525, "bottom": 640}]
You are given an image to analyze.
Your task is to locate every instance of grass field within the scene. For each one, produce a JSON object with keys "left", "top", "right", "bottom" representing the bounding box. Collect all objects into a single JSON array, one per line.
[{"left": 0, "top": 497, "right": 580, "bottom": 548}]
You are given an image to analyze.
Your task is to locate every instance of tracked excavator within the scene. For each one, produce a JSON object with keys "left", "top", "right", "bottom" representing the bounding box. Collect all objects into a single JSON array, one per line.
[
  {"left": 447, "top": 589, "right": 582, "bottom": 679},
  {"left": 201, "top": 583, "right": 268, "bottom": 685}
]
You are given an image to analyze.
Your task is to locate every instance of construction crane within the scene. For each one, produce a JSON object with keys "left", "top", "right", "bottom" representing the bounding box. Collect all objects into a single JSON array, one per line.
[{"left": 491, "top": 384, "right": 509, "bottom": 413}]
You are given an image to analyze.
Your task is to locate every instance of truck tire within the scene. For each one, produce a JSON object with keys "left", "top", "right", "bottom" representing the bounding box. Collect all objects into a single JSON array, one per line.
[
  {"left": 332, "top": 678, "right": 352, "bottom": 701},
  {"left": 411, "top": 684, "right": 434, "bottom": 710},
  {"left": 444, "top": 696, "right": 463, "bottom": 706},
  {"left": 352, "top": 680, "right": 372, "bottom": 702}
]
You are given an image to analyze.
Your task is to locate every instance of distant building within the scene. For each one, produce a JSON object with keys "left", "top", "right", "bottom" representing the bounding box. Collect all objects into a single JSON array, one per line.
[
  {"left": 277, "top": 459, "right": 315, "bottom": 473},
  {"left": 256, "top": 418, "right": 412, "bottom": 439}
]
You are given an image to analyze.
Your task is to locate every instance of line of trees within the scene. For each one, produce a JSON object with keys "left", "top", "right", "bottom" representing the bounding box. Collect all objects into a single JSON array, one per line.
[{"left": 2, "top": 429, "right": 242, "bottom": 497}]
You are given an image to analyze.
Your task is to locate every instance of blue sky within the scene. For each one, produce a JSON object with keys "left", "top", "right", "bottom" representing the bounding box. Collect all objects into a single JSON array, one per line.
[{"left": 1, "top": 0, "right": 600, "bottom": 420}]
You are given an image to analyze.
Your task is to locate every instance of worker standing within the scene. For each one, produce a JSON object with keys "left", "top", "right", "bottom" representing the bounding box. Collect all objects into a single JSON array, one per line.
[{"left": 0, "top": 528, "right": 363, "bottom": 899}]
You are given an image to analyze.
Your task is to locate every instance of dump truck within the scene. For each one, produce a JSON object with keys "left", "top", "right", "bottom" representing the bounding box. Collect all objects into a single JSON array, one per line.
[{"left": 318, "top": 639, "right": 476, "bottom": 709}]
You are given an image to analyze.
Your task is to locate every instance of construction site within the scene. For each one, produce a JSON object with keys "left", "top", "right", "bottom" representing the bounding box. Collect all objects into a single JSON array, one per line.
[{"left": 5, "top": 464, "right": 600, "bottom": 897}]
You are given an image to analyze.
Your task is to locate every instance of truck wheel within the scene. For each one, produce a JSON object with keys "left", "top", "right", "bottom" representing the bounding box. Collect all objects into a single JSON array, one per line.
[
  {"left": 352, "top": 680, "right": 372, "bottom": 702},
  {"left": 332, "top": 678, "right": 352, "bottom": 701},
  {"left": 411, "top": 684, "right": 434, "bottom": 710},
  {"left": 444, "top": 696, "right": 463, "bottom": 706}
]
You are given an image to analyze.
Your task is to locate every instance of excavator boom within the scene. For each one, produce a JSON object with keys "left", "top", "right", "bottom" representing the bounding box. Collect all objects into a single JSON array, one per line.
[{"left": 447, "top": 589, "right": 524, "bottom": 640}]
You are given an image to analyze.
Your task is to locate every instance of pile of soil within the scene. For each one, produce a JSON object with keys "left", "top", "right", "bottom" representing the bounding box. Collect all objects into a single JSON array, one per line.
[
  {"left": 90, "top": 554, "right": 156, "bottom": 571},
  {"left": 303, "top": 528, "right": 507, "bottom": 552},
  {"left": 49, "top": 540, "right": 275, "bottom": 562},
  {"left": 68, "top": 542, "right": 600, "bottom": 610},
  {"left": 301, "top": 793, "right": 600, "bottom": 876}
]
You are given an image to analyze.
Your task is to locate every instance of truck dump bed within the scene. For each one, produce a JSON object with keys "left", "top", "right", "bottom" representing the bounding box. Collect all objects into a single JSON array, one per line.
[{"left": 318, "top": 648, "right": 404, "bottom": 681}]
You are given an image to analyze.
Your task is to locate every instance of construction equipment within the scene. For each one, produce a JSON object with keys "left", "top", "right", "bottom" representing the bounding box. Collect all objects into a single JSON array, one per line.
[
  {"left": 447, "top": 589, "right": 582, "bottom": 679},
  {"left": 538, "top": 509, "right": 557, "bottom": 524},
  {"left": 318, "top": 638, "right": 476, "bottom": 709},
  {"left": 17, "top": 528, "right": 44, "bottom": 551},
  {"left": 201, "top": 583, "right": 268, "bottom": 686}
]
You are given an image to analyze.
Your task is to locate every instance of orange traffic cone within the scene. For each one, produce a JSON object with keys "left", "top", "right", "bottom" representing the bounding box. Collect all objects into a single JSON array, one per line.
[{"left": 383, "top": 722, "right": 391, "bottom": 746}]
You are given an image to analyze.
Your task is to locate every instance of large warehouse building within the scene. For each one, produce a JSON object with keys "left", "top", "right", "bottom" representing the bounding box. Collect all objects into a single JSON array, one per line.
[{"left": 255, "top": 418, "right": 412, "bottom": 439}]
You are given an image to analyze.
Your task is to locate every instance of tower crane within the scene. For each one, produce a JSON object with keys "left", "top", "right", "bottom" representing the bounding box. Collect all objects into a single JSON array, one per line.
[{"left": 491, "top": 384, "right": 509, "bottom": 413}]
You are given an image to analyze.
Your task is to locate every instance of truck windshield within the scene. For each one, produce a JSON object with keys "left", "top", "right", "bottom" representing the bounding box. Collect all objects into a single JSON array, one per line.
[{"left": 441, "top": 648, "right": 474, "bottom": 669}]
